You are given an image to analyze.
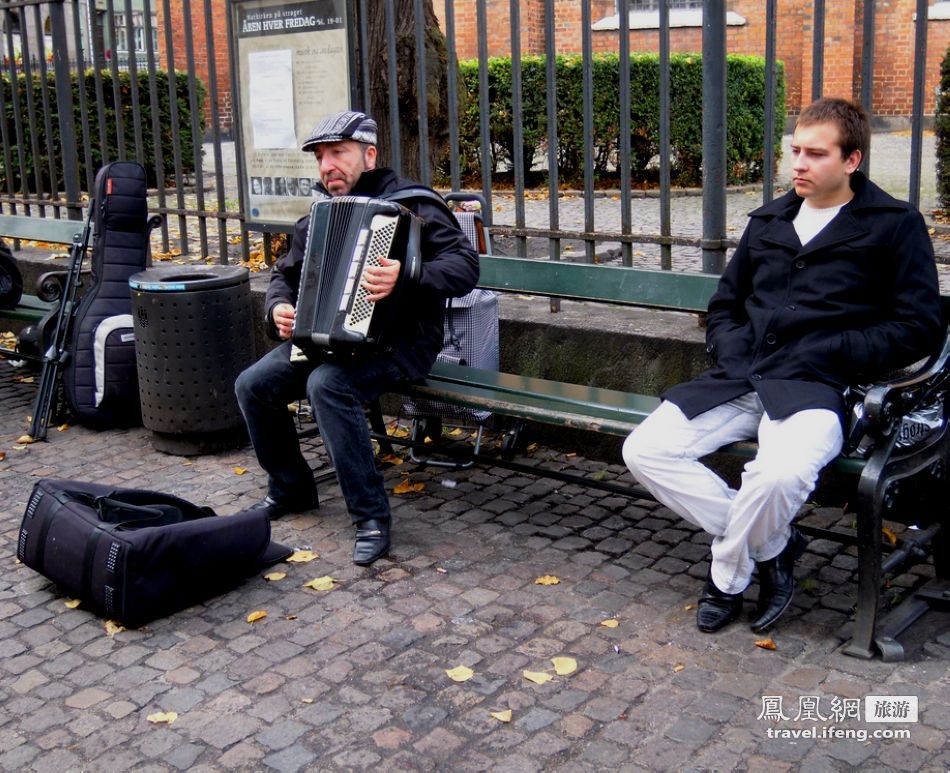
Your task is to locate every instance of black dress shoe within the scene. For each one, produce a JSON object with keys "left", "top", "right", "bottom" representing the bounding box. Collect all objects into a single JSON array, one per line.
[
  {"left": 750, "top": 527, "right": 807, "bottom": 633},
  {"left": 696, "top": 572, "right": 744, "bottom": 633},
  {"left": 353, "top": 517, "right": 391, "bottom": 566},
  {"left": 249, "top": 493, "right": 319, "bottom": 521}
]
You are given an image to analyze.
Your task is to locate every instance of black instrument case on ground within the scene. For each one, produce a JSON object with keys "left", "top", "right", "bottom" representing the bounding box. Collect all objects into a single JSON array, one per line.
[{"left": 18, "top": 478, "right": 290, "bottom": 627}]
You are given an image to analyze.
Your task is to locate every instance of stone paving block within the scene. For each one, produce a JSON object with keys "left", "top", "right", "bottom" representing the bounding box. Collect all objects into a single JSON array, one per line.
[
  {"left": 261, "top": 743, "right": 317, "bottom": 772},
  {"left": 64, "top": 686, "right": 111, "bottom": 709}
]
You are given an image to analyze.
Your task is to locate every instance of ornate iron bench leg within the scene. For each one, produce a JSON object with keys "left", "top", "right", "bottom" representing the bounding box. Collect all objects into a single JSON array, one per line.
[{"left": 842, "top": 445, "right": 889, "bottom": 660}]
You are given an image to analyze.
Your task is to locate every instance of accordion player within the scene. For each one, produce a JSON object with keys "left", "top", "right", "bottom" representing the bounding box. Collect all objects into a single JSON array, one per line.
[{"left": 291, "top": 196, "right": 422, "bottom": 359}]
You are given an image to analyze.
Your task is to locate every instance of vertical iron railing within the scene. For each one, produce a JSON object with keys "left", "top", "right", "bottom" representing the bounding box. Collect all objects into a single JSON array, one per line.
[
  {"left": 509, "top": 0, "right": 526, "bottom": 259},
  {"left": 701, "top": 0, "right": 727, "bottom": 274},
  {"left": 657, "top": 0, "right": 672, "bottom": 269}
]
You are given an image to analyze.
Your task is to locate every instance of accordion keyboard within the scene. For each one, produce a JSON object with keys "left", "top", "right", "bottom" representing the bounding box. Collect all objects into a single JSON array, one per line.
[{"left": 342, "top": 214, "right": 400, "bottom": 336}]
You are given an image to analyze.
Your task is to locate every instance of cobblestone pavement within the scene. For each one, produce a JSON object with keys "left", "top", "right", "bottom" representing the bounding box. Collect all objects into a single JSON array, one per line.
[{"left": 0, "top": 363, "right": 948, "bottom": 771}]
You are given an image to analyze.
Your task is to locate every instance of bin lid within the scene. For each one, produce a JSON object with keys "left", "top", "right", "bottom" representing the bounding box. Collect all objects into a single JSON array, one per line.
[{"left": 129, "top": 265, "right": 249, "bottom": 292}]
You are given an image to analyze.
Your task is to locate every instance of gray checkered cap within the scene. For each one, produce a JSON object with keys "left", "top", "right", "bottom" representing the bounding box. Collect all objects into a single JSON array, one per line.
[{"left": 301, "top": 110, "right": 378, "bottom": 151}]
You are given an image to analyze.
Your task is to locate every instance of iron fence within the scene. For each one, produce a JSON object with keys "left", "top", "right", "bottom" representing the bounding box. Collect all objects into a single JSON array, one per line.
[{"left": 0, "top": 0, "right": 941, "bottom": 276}]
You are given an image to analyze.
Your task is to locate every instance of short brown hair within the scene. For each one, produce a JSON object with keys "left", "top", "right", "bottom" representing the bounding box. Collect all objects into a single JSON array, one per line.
[{"left": 796, "top": 97, "right": 870, "bottom": 161}]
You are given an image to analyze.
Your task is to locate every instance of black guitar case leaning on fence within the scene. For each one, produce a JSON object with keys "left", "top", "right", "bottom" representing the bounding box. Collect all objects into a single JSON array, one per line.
[{"left": 63, "top": 161, "right": 151, "bottom": 428}]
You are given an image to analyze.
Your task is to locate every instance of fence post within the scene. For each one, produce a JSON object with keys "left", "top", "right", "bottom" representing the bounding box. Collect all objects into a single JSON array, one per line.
[
  {"left": 49, "top": 0, "right": 81, "bottom": 219},
  {"left": 701, "top": 0, "right": 727, "bottom": 274}
]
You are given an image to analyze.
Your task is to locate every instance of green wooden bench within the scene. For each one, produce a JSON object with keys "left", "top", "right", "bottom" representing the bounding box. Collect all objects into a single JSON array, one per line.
[
  {"left": 382, "top": 254, "right": 950, "bottom": 661},
  {"left": 0, "top": 214, "right": 88, "bottom": 361}
]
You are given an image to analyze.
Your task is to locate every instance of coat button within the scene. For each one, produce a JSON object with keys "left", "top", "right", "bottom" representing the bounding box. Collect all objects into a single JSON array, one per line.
[
  {"left": 705, "top": 343, "right": 714, "bottom": 353},
  {"left": 751, "top": 373, "right": 763, "bottom": 381},
  {"left": 765, "top": 334, "right": 777, "bottom": 345},
  {"left": 787, "top": 304, "right": 796, "bottom": 311},
  {"left": 794, "top": 259, "right": 806, "bottom": 269}
]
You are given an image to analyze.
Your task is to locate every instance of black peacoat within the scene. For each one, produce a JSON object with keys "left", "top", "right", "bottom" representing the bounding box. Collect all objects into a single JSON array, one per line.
[{"left": 664, "top": 171, "right": 943, "bottom": 424}]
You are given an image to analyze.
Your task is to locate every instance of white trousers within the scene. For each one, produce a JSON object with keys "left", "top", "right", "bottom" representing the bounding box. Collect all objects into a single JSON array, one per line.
[{"left": 622, "top": 393, "right": 843, "bottom": 594}]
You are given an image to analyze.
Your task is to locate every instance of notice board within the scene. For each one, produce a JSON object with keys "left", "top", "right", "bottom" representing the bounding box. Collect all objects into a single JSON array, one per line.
[{"left": 229, "top": 0, "right": 355, "bottom": 230}]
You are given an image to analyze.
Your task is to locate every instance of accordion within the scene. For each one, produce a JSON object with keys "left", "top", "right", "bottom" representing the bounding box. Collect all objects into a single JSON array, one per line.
[{"left": 292, "top": 196, "right": 422, "bottom": 357}]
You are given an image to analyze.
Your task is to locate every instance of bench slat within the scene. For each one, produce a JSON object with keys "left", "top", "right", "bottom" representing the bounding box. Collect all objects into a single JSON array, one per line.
[
  {"left": 0, "top": 214, "right": 85, "bottom": 246},
  {"left": 477, "top": 255, "right": 720, "bottom": 312},
  {"left": 0, "top": 294, "right": 54, "bottom": 324}
]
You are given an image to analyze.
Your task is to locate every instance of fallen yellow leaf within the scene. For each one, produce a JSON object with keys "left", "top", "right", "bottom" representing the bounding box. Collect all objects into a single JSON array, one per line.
[
  {"left": 524, "top": 670, "right": 553, "bottom": 685},
  {"left": 881, "top": 527, "right": 898, "bottom": 546},
  {"left": 301, "top": 697, "right": 314, "bottom": 704},
  {"left": 246, "top": 610, "right": 267, "bottom": 623},
  {"left": 233, "top": 467, "right": 249, "bottom": 475},
  {"left": 448, "top": 428, "right": 464, "bottom": 437},
  {"left": 551, "top": 657, "right": 577, "bottom": 676},
  {"left": 445, "top": 665, "right": 475, "bottom": 682},
  {"left": 490, "top": 709, "right": 512, "bottom": 722},
  {"left": 263, "top": 572, "right": 286, "bottom": 582},
  {"left": 15, "top": 434, "right": 35, "bottom": 444},
  {"left": 381, "top": 454, "right": 404, "bottom": 466},
  {"left": 105, "top": 620, "right": 125, "bottom": 636},
  {"left": 56, "top": 423, "right": 69, "bottom": 432},
  {"left": 64, "top": 599, "right": 81, "bottom": 609},
  {"left": 673, "top": 665, "right": 685, "bottom": 672},
  {"left": 684, "top": 604, "right": 697, "bottom": 611},
  {"left": 535, "top": 575, "right": 560, "bottom": 586},
  {"left": 393, "top": 477, "right": 425, "bottom": 495},
  {"left": 147, "top": 711, "right": 178, "bottom": 724},
  {"left": 286, "top": 549, "right": 319, "bottom": 563},
  {"left": 600, "top": 619, "right": 619, "bottom": 628},
  {"left": 436, "top": 567, "right": 447, "bottom": 574},
  {"left": 754, "top": 638, "right": 777, "bottom": 650},
  {"left": 303, "top": 576, "right": 336, "bottom": 591}
]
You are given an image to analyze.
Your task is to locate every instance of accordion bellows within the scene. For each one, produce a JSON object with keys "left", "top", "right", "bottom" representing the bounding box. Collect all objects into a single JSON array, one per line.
[{"left": 293, "top": 196, "right": 422, "bottom": 356}]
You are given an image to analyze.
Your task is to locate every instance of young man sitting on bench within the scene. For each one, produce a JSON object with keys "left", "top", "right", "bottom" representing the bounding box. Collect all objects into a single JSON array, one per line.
[{"left": 623, "top": 97, "right": 943, "bottom": 634}]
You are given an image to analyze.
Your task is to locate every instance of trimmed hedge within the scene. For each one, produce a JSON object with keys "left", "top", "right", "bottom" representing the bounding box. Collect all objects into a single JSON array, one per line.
[
  {"left": 456, "top": 52, "right": 785, "bottom": 188},
  {"left": 937, "top": 45, "right": 950, "bottom": 210},
  {"left": 1, "top": 69, "right": 206, "bottom": 193}
]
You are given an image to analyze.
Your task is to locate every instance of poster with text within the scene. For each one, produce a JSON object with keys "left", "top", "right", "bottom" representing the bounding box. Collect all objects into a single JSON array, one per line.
[{"left": 232, "top": 0, "right": 352, "bottom": 228}]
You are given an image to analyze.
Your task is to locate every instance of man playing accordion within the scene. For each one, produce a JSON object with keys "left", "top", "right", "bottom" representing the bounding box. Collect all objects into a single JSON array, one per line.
[{"left": 236, "top": 110, "right": 479, "bottom": 565}]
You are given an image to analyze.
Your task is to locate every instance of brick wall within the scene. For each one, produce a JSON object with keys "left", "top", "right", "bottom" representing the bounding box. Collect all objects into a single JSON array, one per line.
[{"left": 155, "top": 0, "right": 232, "bottom": 134}]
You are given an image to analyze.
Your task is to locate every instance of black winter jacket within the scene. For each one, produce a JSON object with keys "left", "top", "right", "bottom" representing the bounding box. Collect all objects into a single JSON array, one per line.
[
  {"left": 664, "top": 171, "right": 943, "bottom": 423},
  {"left": 264, "top": 168, "right": 479, "bottom": 380}
]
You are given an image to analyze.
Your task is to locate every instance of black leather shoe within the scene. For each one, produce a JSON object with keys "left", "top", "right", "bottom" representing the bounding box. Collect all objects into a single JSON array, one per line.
[
  {"left": 249, "top": 493, "right": 319, "bottom": 521},
  {"left": 750, "top": 527, "right": 807, "bottom": 633},
  {"left": 353, "top": 518, "right": 391, "bottom": 566},
  {"left": 697, "top": 571, "right": 744, "bottom": 633}
]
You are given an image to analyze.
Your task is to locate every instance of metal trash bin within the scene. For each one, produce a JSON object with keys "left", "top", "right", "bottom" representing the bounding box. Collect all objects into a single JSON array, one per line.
[{"left": 129, "top": 265, "right": 254, "bottom": 455}]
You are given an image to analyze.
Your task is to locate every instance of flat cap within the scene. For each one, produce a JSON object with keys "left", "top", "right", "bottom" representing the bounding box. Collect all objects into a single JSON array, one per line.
[{"left": 301, "top": 110, "right": 377, "bottom": 151}]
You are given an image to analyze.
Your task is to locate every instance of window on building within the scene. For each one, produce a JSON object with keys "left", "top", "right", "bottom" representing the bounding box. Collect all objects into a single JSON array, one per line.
[
  {"left": 113, "top": 11, "right": 158, "bottom": 53},
  {"left": 622, "top": 0, "right": 703, "bottom": 9}
]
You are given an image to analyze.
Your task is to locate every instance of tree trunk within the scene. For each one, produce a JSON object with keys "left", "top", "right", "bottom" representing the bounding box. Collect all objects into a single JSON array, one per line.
[{"left": 355, "top": 0, "right": 450, "bottom": 182}]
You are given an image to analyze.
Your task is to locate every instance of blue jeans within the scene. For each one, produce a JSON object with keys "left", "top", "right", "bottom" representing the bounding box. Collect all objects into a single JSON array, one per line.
[{"left": 235, "top": 341, "right": 406, "bottom": 524}]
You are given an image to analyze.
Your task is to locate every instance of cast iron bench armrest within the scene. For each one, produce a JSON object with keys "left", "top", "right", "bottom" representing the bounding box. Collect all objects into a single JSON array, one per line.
[{"left": 862, "top": 329, "right": 950, "bottom": 435}]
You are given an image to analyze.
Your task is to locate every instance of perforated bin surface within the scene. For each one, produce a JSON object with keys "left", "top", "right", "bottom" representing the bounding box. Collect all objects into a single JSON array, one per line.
[{"left": 130, "top": 266, "right": 253, "bottom": 438}]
